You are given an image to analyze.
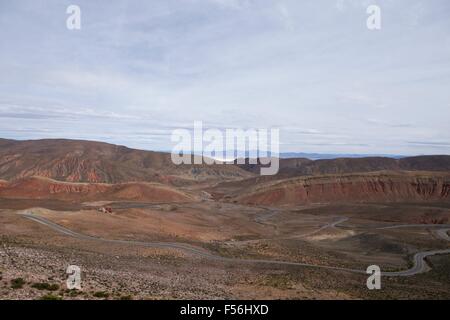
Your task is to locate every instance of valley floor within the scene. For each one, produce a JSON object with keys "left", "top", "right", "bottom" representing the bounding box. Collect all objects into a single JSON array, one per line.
[{"left": 1, "top": 200, "right": 449, "bottom": 300}]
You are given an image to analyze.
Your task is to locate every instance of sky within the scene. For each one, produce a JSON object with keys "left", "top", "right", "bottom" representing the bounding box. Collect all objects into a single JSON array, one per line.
[{"left": 0, "top": 0, "right": 449, "bottom": 155}]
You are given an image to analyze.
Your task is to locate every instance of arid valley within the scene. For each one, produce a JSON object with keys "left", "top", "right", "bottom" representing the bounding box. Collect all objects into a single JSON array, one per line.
[{"left": 1, "top": 138, "right": 449, "bottom": 300}]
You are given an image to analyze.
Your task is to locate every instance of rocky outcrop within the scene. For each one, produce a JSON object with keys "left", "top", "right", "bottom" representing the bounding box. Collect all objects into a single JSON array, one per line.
[{"left": 232, "top": 172, "right": 450, "bottom": 206}]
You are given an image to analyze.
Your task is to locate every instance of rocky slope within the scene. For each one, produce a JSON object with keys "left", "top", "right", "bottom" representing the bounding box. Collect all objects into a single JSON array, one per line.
[
  {"left": 230, "top": 171, "right": 450, "bottom": 206},
  {"left": 239, "top": 156, "right": 450, "bottom": 176},
  {"left": 1, "top": 138, "right": 449, "bottom": 185},
  {"left": 0, "top": 176, "right": 193, "bottom": 202},
  {"left": 0, "top": 138, "right": 252, "bottom": 184}
]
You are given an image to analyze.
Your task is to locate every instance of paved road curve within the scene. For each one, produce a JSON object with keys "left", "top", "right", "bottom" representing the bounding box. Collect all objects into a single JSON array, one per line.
[
  {"left": 378, "top": 225, "right": 450, "bottom": 276},
  {"left": 21, "top": 212, "right": 450, "bottom": 277},
  {"left": 21, "top": 213, "right": 365, "bottom": 275}
]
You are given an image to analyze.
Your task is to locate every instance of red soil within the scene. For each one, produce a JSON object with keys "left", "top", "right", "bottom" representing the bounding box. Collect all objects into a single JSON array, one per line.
[{"left": 0, "top": 176, "right": 193, "bottom": 203}]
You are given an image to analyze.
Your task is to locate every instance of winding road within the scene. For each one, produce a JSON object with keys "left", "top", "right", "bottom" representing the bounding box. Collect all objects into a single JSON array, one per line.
[
  {"left": 376, "top": 224, "right": 450, "bottom": 276},
  {"left": 20, "top": 212, "right": 450, "bottom": 277}
]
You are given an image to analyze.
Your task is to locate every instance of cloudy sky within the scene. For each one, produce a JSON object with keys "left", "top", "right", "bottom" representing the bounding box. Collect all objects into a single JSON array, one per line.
[{"left": 0, "top": 0, "right": 449, "bottom": 155}]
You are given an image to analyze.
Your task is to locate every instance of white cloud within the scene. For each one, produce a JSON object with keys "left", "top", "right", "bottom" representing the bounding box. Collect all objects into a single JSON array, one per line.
[{"left": 0, "top": 0, "right": 449, "bottom": 155}]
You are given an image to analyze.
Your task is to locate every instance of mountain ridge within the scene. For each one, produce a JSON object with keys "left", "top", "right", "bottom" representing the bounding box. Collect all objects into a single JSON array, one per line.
[
  {"left": 1, "top": 138, "right": 450, "bottom": 185},
  {"left": 0, "top": 138, "right": 252, "bottom": 184}
]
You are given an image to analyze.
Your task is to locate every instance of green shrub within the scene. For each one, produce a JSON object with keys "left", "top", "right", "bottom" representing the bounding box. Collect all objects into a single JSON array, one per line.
[
  {"left": 66, "top": 289, "right": 82, "bottom": 297},
  {"left": 39, "top": 294, "right": 62, "bottom": 300},
  {"left": 32, "top": 282, "right": 60, "bottom": 291},
  {"left": 93, "top": 291, "right": 109, "bottom": 298},
  {"left": 11, "top": 278, "right": 26, "bottom": 289}
]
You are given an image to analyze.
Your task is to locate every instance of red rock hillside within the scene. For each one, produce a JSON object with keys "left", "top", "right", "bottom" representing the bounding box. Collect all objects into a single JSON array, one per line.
[
  {"left": 0, "top": 176, "right": 194, "bottom": 203},
  {"left": 0, "top": 138, "right": 252, "bottom": 184},
  {"left": 231, "top": 171, "right": 450, "bottom": 206}
]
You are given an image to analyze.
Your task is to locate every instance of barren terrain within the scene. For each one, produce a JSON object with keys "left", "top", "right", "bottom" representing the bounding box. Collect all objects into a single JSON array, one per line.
[{"left": 1, "top": 139, "right": 449, "bottom": 300}]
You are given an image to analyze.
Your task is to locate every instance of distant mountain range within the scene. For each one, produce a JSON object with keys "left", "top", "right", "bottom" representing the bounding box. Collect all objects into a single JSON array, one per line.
[
  {"left": 1, "top": 138, "right": 449, "bottom": 185},
  {"left": 192, "top": 150, "right": 405, "bottom": 160},
  {"left": 1, "top": 138, "right": 450, "bottom": 206},
  {"left": 278, "top": 152, "right": 405, "bottom": 160}
]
